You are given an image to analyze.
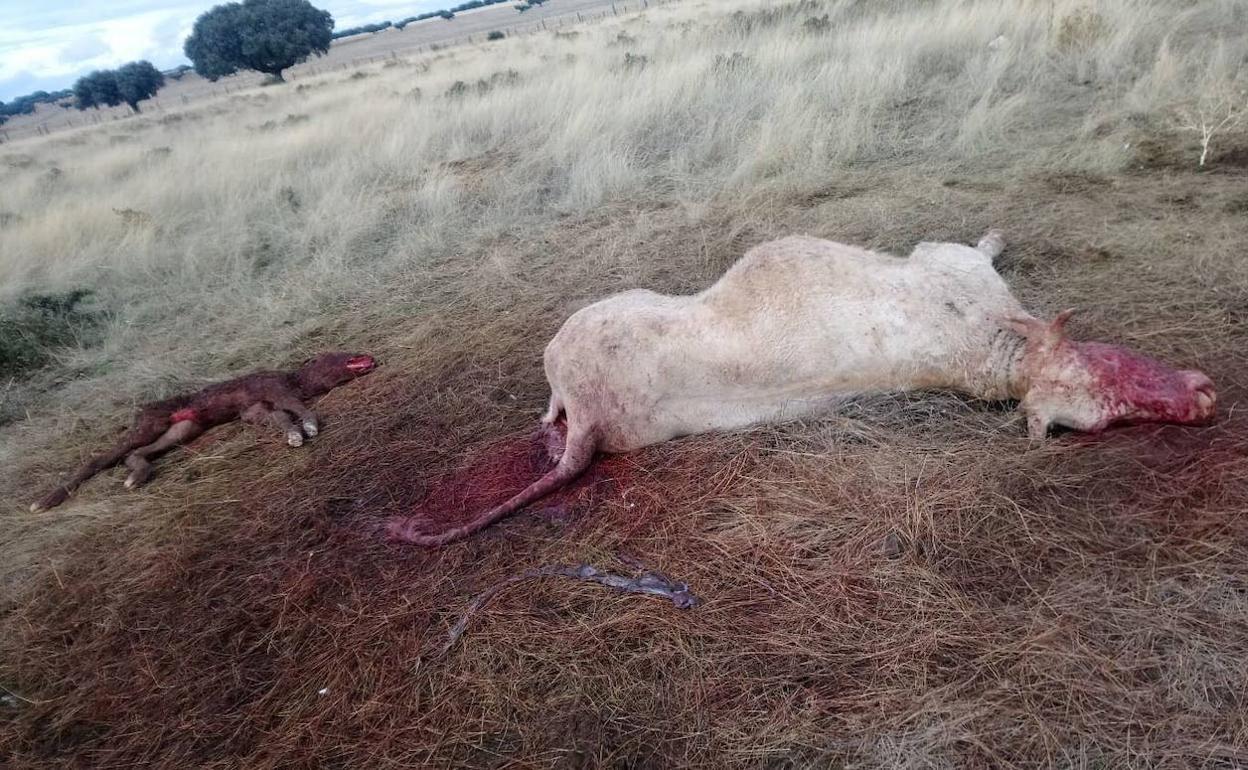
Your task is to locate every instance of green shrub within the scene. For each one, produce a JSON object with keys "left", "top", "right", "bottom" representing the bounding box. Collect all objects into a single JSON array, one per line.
[
  {"left": 0, "top": 290, "right": 103, "bottom": 377},
  {"left": 487, "top": 30, "right": 505, "bottom": 41}
]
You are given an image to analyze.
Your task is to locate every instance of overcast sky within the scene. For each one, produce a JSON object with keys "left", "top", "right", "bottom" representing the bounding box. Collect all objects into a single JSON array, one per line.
[{"left": 1, "top": 0, "right": 435, "bottom": 101}]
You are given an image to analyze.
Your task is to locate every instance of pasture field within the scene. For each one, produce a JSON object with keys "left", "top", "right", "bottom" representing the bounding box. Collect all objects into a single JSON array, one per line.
[
  {"left": 2, "top": 0, "right": 1248, "bottom": 766},
  {"left": 0, "top": 0, "right": 642, "bottom": 142}
]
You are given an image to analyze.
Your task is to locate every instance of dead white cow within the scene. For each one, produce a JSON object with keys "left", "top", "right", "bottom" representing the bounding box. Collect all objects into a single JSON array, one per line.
[{"left": 391, "top": 230, "right": 1215, "bottom": 546}]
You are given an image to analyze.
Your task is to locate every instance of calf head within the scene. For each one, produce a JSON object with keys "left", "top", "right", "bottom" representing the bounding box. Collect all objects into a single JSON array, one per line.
[
  {"left": 1008, "top": 310, "right": 1215, "bottom": 439},
  {"left": 295, "top": 351, "right": 378, "bottom": 396}
]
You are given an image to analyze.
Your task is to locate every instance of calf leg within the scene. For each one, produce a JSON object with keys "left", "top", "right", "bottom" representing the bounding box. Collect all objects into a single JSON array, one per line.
[
  {"left": 30, "top": 416, "right": 169, "bottom": 511},
  {"left": 271, "top": 395, "right": 318, "bottom": 438},
  {"left": 241, "top": 402, "right": 304, "bottom": 447},
  {"left": 123, "top": 420, "right": 203, "bottom": 489}
]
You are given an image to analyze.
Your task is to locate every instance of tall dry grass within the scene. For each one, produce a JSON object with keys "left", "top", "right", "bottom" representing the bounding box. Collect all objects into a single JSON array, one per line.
[
  {"left": 0, "top": 0, "right": 1242, "bottom": 414},
  {"left": 2, "top": 0, "right": 1247, "bottom": 766}
]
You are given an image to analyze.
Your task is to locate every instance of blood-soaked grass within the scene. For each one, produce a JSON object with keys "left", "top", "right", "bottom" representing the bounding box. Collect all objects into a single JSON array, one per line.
[
  {"left": 3, "top": 347, "right": 1246, "bottom": 766},
  {"left": 4, "top": 159, "right": 1248, "bottom": 765}
]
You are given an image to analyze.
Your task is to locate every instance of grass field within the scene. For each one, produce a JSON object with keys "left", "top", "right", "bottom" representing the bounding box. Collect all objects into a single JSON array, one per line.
[
  {"left": 0, "top": 0, "right": 645, "bottom": 142},
  {"left": 2, "top": 0, "right": 1248, "bottom": 766}
]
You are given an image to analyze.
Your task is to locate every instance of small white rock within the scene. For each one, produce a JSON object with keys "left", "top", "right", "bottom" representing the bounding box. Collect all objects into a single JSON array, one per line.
[{"left": 317, "top": 687, "right": 329, "bottom": 696}]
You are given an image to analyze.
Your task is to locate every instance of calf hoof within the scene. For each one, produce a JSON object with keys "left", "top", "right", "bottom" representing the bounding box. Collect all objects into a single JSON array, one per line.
[
  {"left": 302, "top": 419, "right": 318, "bottom": 438},
  {"left": 124, "top": 471, "right": 151, "bottom": 489},
  {"left": 31, "top": 488, "right": 69, "bottom": 512},
  {"left": 287, "top": 430, "right": 304, "bottom": 447}
]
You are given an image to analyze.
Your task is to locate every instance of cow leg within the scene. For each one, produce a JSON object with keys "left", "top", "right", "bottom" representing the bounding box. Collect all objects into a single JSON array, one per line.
[
  {"left": 541, "top": 392, "right": 564, "bottom": 424},
  {"left": 976, "top": 229, "right": 1006, "bottom": 263},
  {"left": 242, "top": 402, "right": 304, "bottom": 446},
  {"left": 539, "top": 420, "right": 567, "bottom": 464},
  {"left": 123, "top": 420, "right": 204, "bottom": 488}
]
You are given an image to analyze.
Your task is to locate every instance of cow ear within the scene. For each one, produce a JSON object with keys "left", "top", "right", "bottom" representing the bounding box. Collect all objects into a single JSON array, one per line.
[
  {"left": 1049, "top": 308, "right": 1075, "bottom": 336},
  {"left": 1002, "top": 315, "right": 1041, "bottom": 337},
  {"left": 1035, "top": 308, "right": 1075, "bottom": 349}
]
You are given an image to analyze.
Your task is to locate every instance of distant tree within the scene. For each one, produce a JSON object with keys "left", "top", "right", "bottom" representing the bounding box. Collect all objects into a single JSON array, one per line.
[
  {"left": 73, "top": 70, "right": 122, "bottom": 110},
  {"left": 487, "top": 30, "right": 505, "bottom": 40},
  {"left": 439, "top": 10, "right": 455, "bottom": 19},
  {"left": 72, "top": 79, "right": 96, "bottom": 110},
  {"left": 184, "top": 0, "right": 334, "bottom": 83},
  {"left": 0, "top": 89, "right": 72, "bottom": 117},
  {"left": 331, "top": 20, "right": 392, "bottom": 40},
  {"left": 114, "top": 61, "right": 165, "bottom": 112}
]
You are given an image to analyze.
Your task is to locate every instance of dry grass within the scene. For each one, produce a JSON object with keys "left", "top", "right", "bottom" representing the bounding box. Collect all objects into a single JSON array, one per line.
[{"left": 2, "top": 0, "right": 1248, "bottom": 766}]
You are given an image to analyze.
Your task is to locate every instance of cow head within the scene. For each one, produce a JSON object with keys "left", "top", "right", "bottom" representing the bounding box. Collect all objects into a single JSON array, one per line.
[{"left": 1007, "top": 310, "right": 1215, "bottom": 439}]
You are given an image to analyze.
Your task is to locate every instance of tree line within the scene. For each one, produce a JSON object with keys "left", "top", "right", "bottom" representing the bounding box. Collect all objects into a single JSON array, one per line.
[{"left": 0, "top": 90, "right": 73, "bottom": 125}]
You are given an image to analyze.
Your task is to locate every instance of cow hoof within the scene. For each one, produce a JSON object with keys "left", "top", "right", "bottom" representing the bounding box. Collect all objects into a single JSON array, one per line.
[
  {"left": 302, "top": 420, "right": 318, "bottom": 438},
  {"left": 287, "top": 430, "right": 304, "bottom": 447}
]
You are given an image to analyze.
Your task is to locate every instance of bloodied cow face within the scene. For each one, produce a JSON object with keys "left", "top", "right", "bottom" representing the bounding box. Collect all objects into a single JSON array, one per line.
[{"left": 1010, "top": 310, "right": 1216, "bottom": 438}]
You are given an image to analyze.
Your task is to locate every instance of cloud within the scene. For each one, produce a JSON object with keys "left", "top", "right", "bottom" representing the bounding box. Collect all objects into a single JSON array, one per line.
[
  {"left": 1, "top": 5, "right": 201, "bottom": 99},
  {"left": 58, "top": 35, "right": 110, "bottom": 65}
]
